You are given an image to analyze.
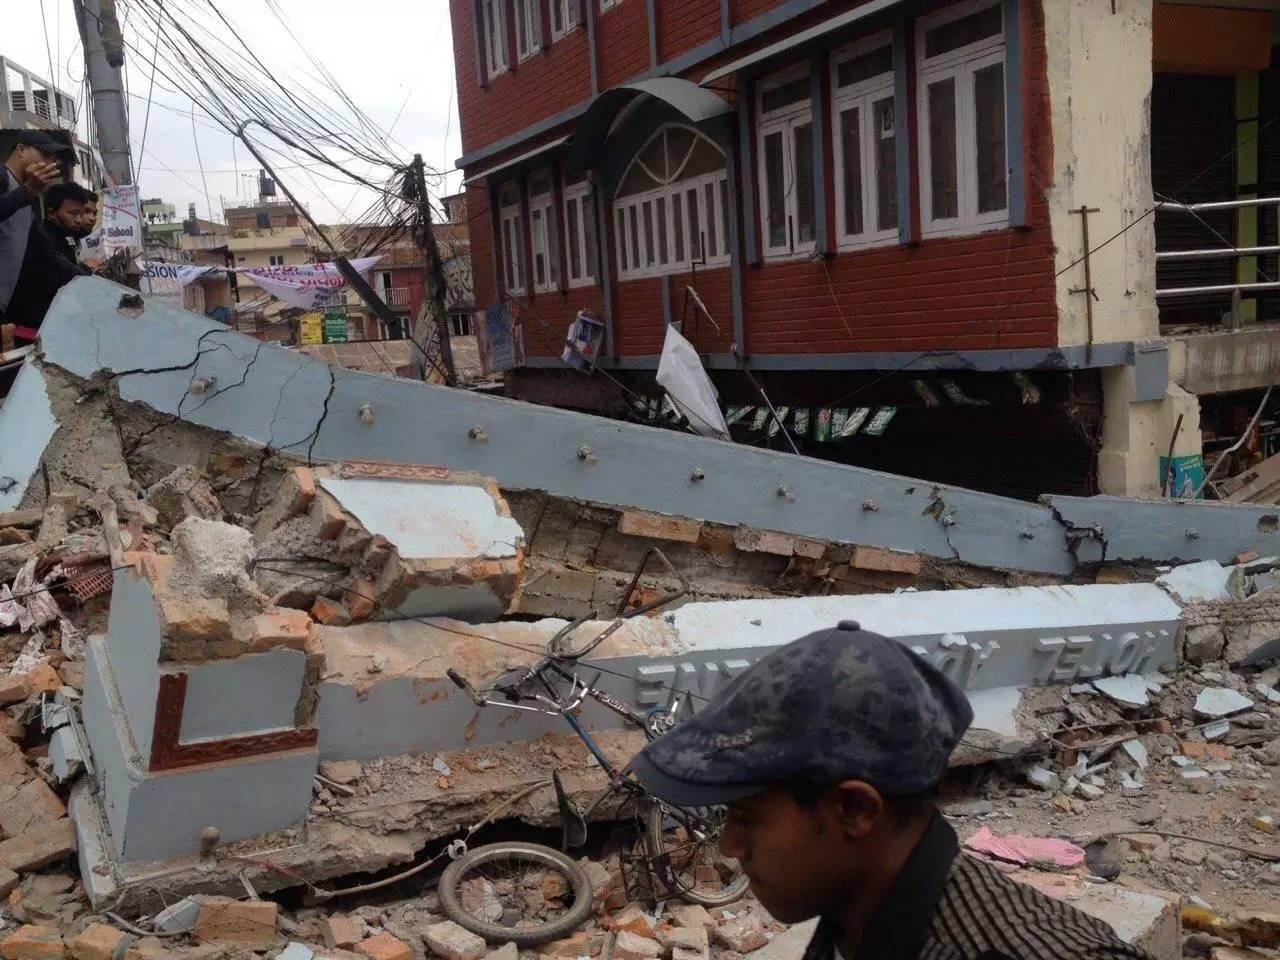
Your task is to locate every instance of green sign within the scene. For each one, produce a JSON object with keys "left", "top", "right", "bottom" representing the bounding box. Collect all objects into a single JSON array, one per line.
[{"left": 323, "top": 312, "right": 348, "bottom": 344}]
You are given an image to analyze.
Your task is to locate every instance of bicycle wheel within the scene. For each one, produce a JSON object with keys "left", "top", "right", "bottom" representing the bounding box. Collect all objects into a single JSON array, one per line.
[
  {"left": 438, "top": 842, "right": 594, "bottom": 946},
  {"left": 644, "top": 801, "right": 749, "bottom": 907}
]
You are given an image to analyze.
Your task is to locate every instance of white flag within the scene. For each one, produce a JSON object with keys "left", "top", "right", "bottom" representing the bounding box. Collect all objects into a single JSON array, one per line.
[{"left": 656, "top": 323, "right": 731, "bottom": 441}]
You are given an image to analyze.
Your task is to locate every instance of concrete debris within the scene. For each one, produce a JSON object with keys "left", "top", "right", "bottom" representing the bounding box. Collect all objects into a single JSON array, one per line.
[
  {"left": 1194, "top": 687, "right": 1255, "bottom": 719},
  {"left": 1121, "top": 739, "right": 1149, "bottom": 769},
  {"left": 145, "top": 464, "right": 222, "bottom": 528},
  {"left": 423, "top": 921, "right": 487, "bottom": 960},
  {"left": 1092, "top": 674, "right": 1150, "bottom": 708},
  {"left": 193, "top": 897, "right": 281, "bottom": 949}
]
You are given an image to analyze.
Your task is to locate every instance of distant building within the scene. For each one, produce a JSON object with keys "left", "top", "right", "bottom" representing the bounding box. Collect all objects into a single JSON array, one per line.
[
  {"left": 142, "top": 198, "right": 182, "bottom": 259},
  {"left": 0, "top": 55, "right": 100, "bottom": 188}
]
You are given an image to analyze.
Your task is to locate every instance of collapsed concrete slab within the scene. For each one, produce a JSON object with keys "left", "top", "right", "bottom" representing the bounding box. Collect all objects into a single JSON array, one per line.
[
  {"left": 253, "top": 463, "right": 525, "bottom": 624},
  {"left": 0, "top": 362, "right": 58, "bottom": 513},
  {"left": 18, "top": 276, "right": 1280, "bottom": 579},
  {"left": 71, "top": 569, "right": 1182, "bottom": 891}
]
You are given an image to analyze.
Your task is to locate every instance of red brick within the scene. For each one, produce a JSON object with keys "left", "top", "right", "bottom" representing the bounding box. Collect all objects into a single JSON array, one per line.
[
  {"left": 69, "top": 923, "right": 126, "bottom": 960},
  {"left": 193, "top": 898, "right": 279, "bottom": 949},
  {"left": 248, "top": 609, "right": 313, "bottom": 652},
  {"left": 346, "top": 579, "right": 377, "bottom": 622},
  {"left": 0, "top": 924, "right": 63, "bottom": 959},
  {"left": 849, "top": 546, "right": 923, "bottom": 576},
  {"left": 355, "top": 932, "right": 413, "bottom": 960},
  {"left": 158, "top": 597, "right": 232, "bottom": 643},
  {"left": 618, "top": 511, "right": 702, "bottom": 544},
  {"left": 310, "top": 596, "right": 352, "bottom": 627},
  {"left": 0, "top": 779, "right": 66, "bottom": 838}
]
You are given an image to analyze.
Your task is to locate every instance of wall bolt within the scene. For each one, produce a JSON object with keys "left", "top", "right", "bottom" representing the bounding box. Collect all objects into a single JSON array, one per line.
[
  {"left": 942, "top": 514, "right": 957, "bottom": 527},
  {"left": 468, "top": 426, "right": 488, "bottom": 442},
  {"left": 358, "top": 404, "right": 375, "bottom": 426},
  {"left": 1185, "top": 527, "right": 1200, "bottom": 540},
  {"left": 199, "top": 826, "right": 220, "bottom": 857},
  {"left": 862, "top": 499, "right": 879, "bottom": 512},
  {"left": 577, "top": 445, "right": 594, "bottom": 461},
  {"left": 188, "top": 376, "right": 216, "bottom": 396},
  {"left": 1020, "top": 528, "right": 1035, "bottom": 540},
  {"left": 777, "top": 484, "right": 795, "bottom": 502},
  {"left": 690, "top": 467, "right": 705, "bottom": 482}
]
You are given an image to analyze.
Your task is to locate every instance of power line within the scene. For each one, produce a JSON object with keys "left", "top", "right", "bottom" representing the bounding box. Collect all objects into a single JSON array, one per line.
[{"left": 134, "top": 0, "right": 163, "bottom": 183}]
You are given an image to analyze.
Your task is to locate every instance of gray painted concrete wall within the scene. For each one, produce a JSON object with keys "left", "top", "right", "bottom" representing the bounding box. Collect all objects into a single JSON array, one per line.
[
  {"left": 0, "top": 362, "right": 57, "bottom": 511},
  {"left": 177, "top": 648, "right": 308, "bottom": 742},
  {"left": 102, "top": 571, "right": 164, "bottom": 761},
  {"left": 25, "top": 279, "right": 1280, "bottom": 579}
]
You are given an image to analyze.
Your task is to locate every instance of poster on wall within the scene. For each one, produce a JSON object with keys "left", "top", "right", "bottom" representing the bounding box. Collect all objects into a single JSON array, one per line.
[
  {"left": 1160, "top": 454, "right": 1206, "bottom": 500},
  {"left": 562, "top": 309, "right": 605, "bottom": 372},
  {"left": 102, "top": 185, "right": 143, "bottom": 257},
  {"left": 135, "top": 260, "right": 216, "bottom": 309},
  {"left": 476, "top": 303, "right": 525, "bottom": 375},
  {"left": 322, "top": 311, "right": 349, "bottom": 344},
  {"left": 298, "top": 313, "right": 324, "bottom": 346}
]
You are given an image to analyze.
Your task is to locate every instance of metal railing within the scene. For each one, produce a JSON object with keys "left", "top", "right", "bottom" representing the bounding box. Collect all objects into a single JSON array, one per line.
[
  {"left": 1155, "top": 196, "right": 1280, "bottom": 298},
  {"left": 0, "top": 57, "right": 77, "bottom": 128},
  {"left": 383, "top": 287, "right": 412, "bottom": 307}
]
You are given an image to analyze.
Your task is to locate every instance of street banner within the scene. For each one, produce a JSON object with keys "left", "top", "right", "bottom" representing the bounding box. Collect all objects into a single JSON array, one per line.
[
  {"left": 656, "top": 322, "right": 730, "bottom": 441},
  {"left": 102, "top": 185, "right": 143, "bottom": 257},
  {"left": 237, "top": 255, "right": 382, "bottom": 310},
  {"left": 476, "top": 303, "right": 525, "bottom": 375},
  {"left": 135, "top": 260, "right": 216, "bottom": 309}
]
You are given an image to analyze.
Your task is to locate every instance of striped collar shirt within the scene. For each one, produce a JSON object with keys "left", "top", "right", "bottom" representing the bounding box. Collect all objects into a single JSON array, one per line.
[{"left": 802, "top": 814, "right": 1155, "bottom": 960}]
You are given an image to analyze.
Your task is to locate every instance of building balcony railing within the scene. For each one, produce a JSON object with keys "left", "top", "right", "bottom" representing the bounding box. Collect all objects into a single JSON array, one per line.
[
  {"left": 382, "top": 287, "right": 412, "bottom": 307},
  {"left": 0, "top": 58, "right": 77, "bottom": 129},
  {"left": 1156, "top": 196, "right": 1280, "bottom": 300}
]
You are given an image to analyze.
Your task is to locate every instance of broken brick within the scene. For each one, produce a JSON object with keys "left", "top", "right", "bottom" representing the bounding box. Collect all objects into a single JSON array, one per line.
[
  {"left": 0, "top": 867, "right": 16, "bottom": 898},
  {"left": 69, "top": 923, "right": 126, "bottom": 960},
  {"left": 0, "top": 819, "right": 76, "bottom": 873},
  {"left": 658, "top": 929, "right": 709, "bottom": 953},
  {"left": 611, "top": 904, "right": 656, "bottom": 938},
  {"left": 612, "top": 931, "right": 663, "bottom": 960},
  {"left": 322, "top": 915, "right": 364, "bottom": 950},
  {"left": 422, "top": 921, "right": 486, "bottom": 960},
  {"left": 311, "top": 596, "right": 352, "bottom": 627},
  {"left": 539, "top": 932, "right": 593, "bottom": 958},
  {"left": 311, "top": 493, "right": 348, "bottom": 541},
  {"left": 849, "top": 545, "right": 923, "bottom": 575},
  {"left": 347, "top": 578, "right": 377, "bottom": 621},
  {"left": 1181, "top": 741, "right": 1233, "bottom": 761},
  {"left": 158, "top": 596, "right": 232, "bottom": 643},
  {"left": 0, "top": 676, "right": 29, "bottom": 707},
  {"left": 193, "top": 897, "right": 279, "bottom": 949},
  {"left": 0, "top": 716, "right": 22, "bottom": 743},
  {"left": 713, "top": 915, "right": 767, "bottom": 954},
  {"left": 733, "top": 527, "right": 796, "bottom": 556},
  {"left": 618, "top": 511, "right": 703, "bottom": 544},
  {"left": 56, "top": 662, "right": 84, "bottom": 692},
  {"left": 0, "top": 924, "right": 63, "bottom": 960},
  {"left": 121, "top": 551, "right": 173, "bottom": 587},
  {"left": 248, "top": 608, "right": 312, "bottom": 652},
  {"left": 0, "top": 779, "right": 67, "bottom": 838},
  {"left": 23, "top": 665, "right": 60, "bottom": 698},
  {"left": 254, "top": 467, "right": 318, "bottom": 538},
  {"left": 356, "top": 932, "right": 413, "bottom": 960},
  {"left": 667, "top": 904, "right": 715, "bottom": 932}
]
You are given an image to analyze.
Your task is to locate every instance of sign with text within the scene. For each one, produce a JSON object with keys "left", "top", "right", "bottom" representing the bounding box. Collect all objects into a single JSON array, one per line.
[
  {"left": 238, "top": 255, "right": 381, "bottom": 311},
  {"left": 135, "top": 261, "right": 216, "bottom": 309}
]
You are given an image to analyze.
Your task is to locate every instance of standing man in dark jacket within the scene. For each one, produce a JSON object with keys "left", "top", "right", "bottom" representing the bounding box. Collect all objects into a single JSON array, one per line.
[
  {"left": 628, "top": 623, "right": 1157, "bottom": 960},
  {"left": 8, "top": 182, "right": 92, "bottom": 341},
  {"left": 1, "top": 133, "right": 72, "bottom": 323}
]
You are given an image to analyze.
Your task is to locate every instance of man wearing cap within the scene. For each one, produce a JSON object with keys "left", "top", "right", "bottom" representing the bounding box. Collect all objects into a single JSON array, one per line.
[
  {"left": 1, "top": 133, "right": 73, "bottom": 323},
  {"left": 629, "top": 622, "right": 1152, "bottom": 960}
]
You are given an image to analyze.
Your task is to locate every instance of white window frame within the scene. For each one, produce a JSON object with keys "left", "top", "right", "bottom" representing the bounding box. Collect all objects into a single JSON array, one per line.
[
  {"left": 916, "top": 0, "right": 1008, "bottom": 239},
  {"left": 600, "top": 0, "right": 623, "bottom": 10},
  {"left": 499, "top": 185, "right": 526, "bottom": 296},
  {"left": 482, "top": 0, "right": 510, "bottom": 79},
  {"left": 612, "top": 126, "right": 732, "bottom": 281},
  {"left": 551, "top": 0, "right": 581, "bottom": 40},
  {"left": 528, "top": 171, "right": 559, "bottom": 293},
  {"left": 515, "top": 0, "right": 542, "bottom": 62},
  {"left": 830, "top": 33, "right": 898, "bottom": 251},
  {"left": 563, "top": 176, "right": 598, "bottom": 288},
  {"left": 756, "top": 64, "right": 817, "bottom": 262}
]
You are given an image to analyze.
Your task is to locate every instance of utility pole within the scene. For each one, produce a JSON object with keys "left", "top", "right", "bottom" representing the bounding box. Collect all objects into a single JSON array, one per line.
[
  {"left": 410, "top": 154, "right": 456, "bottom": 384},
  {"left": 73, "top": 0, "right": 133, "bottom": 185}
]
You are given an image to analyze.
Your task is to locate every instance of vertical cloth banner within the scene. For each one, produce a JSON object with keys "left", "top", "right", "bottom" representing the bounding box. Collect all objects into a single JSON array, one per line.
[
  {"left": 135, "top": 261, "right": 216, "bottom": 308},
  {"left": 102, "top": 185, "right": 143, "bottom": 257},
  {"left": 562, "top": 309, "right": 606, "bottom": 371},
  {"left": 476, "top": 303, "right": 525, "bottom": 375},
  {"left": 656, "top": 323, "right": 731, "bottom": 441},
  {"left": 237, "top": 255, "right": 382, "bottom": 310}
]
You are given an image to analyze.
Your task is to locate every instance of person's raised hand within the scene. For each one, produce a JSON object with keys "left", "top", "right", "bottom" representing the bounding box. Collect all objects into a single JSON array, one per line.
[{"left": 21, "top": 161, "right": 61, "bottom": 197}]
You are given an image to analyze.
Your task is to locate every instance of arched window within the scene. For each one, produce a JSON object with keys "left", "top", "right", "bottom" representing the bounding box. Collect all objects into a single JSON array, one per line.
[{"left": 613, "top": 126, "right": 731, "bottom": 280}]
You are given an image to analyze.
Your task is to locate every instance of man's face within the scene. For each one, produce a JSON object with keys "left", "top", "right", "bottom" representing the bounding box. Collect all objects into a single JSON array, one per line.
[
  {"left": 12, "top": 144, "right": 57, "bottom": 174},
  {"left": 77, "top": 202, "right": 98, "bottom": 235},
  {"left": 50, "top": 200, "right": 84, "bottom": 232},
  {"left": 719, "top": 788, "right": 860, "bottom": 924}
]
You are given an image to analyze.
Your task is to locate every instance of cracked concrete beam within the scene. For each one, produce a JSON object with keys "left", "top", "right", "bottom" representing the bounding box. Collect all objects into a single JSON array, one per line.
[{"left": 1043, "top": 495, "right": 1280, "bottom": 565}]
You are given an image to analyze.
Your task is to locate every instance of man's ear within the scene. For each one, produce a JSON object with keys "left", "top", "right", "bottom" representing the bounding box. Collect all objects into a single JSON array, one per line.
[{"left": 830, "top": 781, "right": 884, "bottom": 839}]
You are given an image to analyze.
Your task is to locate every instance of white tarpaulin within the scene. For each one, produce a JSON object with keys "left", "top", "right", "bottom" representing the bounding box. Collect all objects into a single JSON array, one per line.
[
  {"left": 101, "top": 185, "right": 142, "bottom": 257},
  {"left": 238, "top": 255, "right": 382, "bottom": 310},
  {"left": 136, "top": 260, "right": 217, "bottom": 308},
  {"left": 656, "top": 323, "right": 730, "bottom": 441}
]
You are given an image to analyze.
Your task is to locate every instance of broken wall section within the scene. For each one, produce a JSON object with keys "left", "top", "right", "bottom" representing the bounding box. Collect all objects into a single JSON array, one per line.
[{"left": 253, "top": 463, "right": 525, "bottom": 625}]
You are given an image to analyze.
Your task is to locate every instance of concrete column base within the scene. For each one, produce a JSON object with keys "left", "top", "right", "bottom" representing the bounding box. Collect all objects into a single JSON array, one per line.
[{"left": 1099, "top": 368, "right": 1203, "bottom": 498}]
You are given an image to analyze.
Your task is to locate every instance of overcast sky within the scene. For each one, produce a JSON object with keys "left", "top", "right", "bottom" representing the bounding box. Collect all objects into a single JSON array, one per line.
[{"left": 4, "top": 1, "right": 462, "bottom": 225}]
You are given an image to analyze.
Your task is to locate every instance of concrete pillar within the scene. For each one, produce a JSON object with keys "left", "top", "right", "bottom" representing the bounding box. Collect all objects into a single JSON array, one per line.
[{"left": 1099, "top": 370, "right": 1202, "bottom": 498}]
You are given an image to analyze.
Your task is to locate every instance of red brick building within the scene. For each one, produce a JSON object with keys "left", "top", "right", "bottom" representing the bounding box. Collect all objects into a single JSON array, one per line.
[{"left": 450, "top": 0, "right": 1280, "bottom": 499}]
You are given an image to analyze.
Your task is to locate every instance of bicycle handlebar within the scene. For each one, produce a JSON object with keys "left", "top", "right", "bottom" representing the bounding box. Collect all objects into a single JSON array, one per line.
[{"left": 446, "top": 668, "right": 486, "bottom": 707}]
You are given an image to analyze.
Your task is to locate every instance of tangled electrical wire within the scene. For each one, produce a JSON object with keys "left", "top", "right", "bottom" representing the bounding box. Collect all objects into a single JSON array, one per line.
[{"left": 111, "top": 0, "right": 453, "bottom": 230}]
